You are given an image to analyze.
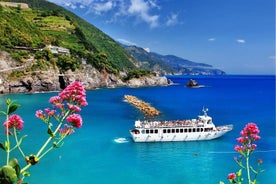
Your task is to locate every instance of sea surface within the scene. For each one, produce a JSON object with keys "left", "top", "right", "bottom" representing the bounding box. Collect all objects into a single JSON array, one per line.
[{"left": 0, "top": 75, "right": 275, "bottom": 184}]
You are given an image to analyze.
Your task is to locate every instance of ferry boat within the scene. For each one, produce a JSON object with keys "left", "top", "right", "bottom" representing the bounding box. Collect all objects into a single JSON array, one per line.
[{"left": 129, "top": 109, "right": 233, "bottom": 142}]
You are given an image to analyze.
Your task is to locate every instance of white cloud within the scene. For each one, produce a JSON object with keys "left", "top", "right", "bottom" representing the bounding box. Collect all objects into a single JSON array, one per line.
[
  {"left": 268, "top": 55, "right": 276, "bottom": 61},
  {"left": 144, "top": 47, "right": 150, "bottom": 52},
  {"left": 236, "top": 39, "right": 246, "bottom": 44},
  {"left": 117, "top": 38, "right": 136, "bottom": 46},
  {"left": 55, "top": 0, "right": 93, "bottom": 9},
  {"left": 128, "top": 0, "right": 159, "bottom": 28},
  {"left": 208, "top": 38, "right": 216, "bottom": 42},
  {"left": 50, "top": 0, "right": 161, "bottom": 28},
  {"left": 166, "top": 13, "right": 179, "bottom": 26},
  {"left": 92, "top": 1, "right": 114, "bottom": 15},
  {"left": 64, "top": 2, "right": 77, "bottom": 9}
]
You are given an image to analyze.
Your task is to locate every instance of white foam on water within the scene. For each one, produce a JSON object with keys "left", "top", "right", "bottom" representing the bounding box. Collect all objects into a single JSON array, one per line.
[{"left": 114, "top": 137, "right": 129, "bottom": 143}]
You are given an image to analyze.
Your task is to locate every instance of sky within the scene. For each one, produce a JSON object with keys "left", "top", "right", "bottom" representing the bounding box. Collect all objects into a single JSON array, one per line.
[{"left": 47, "top": 0, "right": 275, "bottom": 75}]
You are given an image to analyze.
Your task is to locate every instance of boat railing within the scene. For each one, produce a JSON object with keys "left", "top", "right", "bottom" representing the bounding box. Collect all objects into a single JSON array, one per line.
[{"left": 136, "top": 119, "right": 206, "bottom": 128}]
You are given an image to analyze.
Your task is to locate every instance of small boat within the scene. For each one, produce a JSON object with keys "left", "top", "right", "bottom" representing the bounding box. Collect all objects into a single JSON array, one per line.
[{"left": 129, "top": 108, "right": 233, "bottom": 142}]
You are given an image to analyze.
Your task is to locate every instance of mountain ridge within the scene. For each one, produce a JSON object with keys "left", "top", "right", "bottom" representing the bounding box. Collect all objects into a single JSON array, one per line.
[{"left": 122, "top": 44, "right": 225, "bottom": 75}]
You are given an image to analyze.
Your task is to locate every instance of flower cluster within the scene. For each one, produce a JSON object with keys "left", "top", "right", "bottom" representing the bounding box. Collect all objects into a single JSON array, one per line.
[
  {"left": 226, "top": 122, "right": 264, "bottom": 184},
  {"left": 3, "top": 114, "right": 24, "bottom": 134},
  {"left": 1, "top": 81, "right": 88, "bottom": 184},
  {"left": 234, "top": 123, "right": 260, "bottom": 154},
  {"left": 36, "top": 81, "right": 87, "bottom": 132},
  {"left": 227, "top": 173, "right": 236, "bottom": 180}
]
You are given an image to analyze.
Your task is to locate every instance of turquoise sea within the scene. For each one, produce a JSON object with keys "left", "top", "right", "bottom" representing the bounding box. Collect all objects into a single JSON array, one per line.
[{"left": 0, "top": 75, "right": 275, "bottom": 183}]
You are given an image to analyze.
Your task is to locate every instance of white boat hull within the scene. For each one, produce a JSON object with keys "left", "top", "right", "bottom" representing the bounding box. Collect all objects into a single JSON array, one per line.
[{"left": 130, "top": 125, "right": 233, "bottom": 142}]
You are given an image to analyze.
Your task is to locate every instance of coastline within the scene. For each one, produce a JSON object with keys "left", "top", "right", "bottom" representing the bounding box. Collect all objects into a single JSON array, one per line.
[{"left": 0, "top": 71, "right": 173, "bottom": 95}]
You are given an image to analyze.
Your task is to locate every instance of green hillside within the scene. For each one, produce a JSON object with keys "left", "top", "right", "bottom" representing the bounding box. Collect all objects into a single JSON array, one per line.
[{"left": 0, "top": 0, "right": 138, "bottom": 76}]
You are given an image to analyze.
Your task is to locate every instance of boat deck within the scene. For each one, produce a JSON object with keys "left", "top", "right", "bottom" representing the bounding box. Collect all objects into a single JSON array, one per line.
[{"left": 135, "top": 119, "right": 206, "bottom": 129}]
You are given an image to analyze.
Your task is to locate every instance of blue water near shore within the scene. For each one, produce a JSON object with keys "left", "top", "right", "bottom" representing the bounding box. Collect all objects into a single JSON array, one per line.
[{"left": 0, "top": 75, "right": 275, "bottom": 183}]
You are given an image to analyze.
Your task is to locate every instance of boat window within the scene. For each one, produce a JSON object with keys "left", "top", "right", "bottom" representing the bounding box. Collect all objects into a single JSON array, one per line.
[
  {"left": 184, "top": 129, "right": 187, "bottom": 133},
  {"left": 150, "top": 129, "right": 154, "bottom": 134},
  {"left": 146, "top": 130, "right": 149, "bottom": 134},
  {"left": 141, "top": 130, "right": 145, "bottom": 134},
  {"left": 188, "top": 129, "right": 191, "bottom": 133},
  {"left": 176, "top": 129, "right": 179, "bottom": 133},
  {"left": 204, "top": 128, "right": 213, "bottom": 132},
  {"left": 180, "top": 129, "right": 183, "bottom": 133},
  {"left": 172, "top": 129, "right": 175, "bottom": 133},
  {"left": 163, "top": 129, "right": 166, "bottom": 133},
  {"left": 197, "top": 128, "right": 200, "bottom": 132},
  {"left": 201, "top": 128, "right": 203, "bottom": 132},
  {"left": 155, "top": 129, "right": 158, "bottom": 134},
  {"left": 167, "top": 129, "right": 171, "bottom": 133},
  {"left": 193, "top": 128, "right": 196, "bottom": 132}
]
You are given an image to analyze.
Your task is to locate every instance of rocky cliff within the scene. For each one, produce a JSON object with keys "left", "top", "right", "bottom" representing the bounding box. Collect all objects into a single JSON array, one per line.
[{"left": 0, "top": 51, "right": 171, "bottom": 94}]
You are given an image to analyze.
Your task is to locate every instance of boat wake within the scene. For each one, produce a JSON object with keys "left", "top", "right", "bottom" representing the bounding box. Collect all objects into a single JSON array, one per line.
[{"left": 114, "top": 137, "right": 129, "bottom": 143}]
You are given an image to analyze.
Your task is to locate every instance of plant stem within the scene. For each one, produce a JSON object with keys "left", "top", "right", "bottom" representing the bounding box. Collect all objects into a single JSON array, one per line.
[
  {"left": 38, "top": 134, "right": 66, "bottom": 160},
  {"left": 246, "top": 150, "right": 251, "bottom": 184},
  {"left": 20, "top": 163, "right": 31, "bottom": 174},
  {"left": 21, "top": 113, "right": 69, "bottom": 174},
  {"left": 36, "top": 110, "right": 69, "bottom": 157},
  {"left": 13, "top": 127, "right": 26, "bottom": 158},
  {"left": 5, "top": 113, "right": 10, "bottom": 165}
]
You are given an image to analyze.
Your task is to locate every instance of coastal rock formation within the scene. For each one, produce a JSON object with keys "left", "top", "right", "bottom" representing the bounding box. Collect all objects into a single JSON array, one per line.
[
  {"left": 0, "top": 52, "right": 171, "bottom": 94},
  {"left": 127, "top": 75, "right": 170, "bottom": 88}
]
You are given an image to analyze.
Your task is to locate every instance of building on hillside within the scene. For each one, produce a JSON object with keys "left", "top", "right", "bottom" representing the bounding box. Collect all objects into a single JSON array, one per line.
[
  {"left": 45, "top": 45, "right": 70, "bottom": 55},
  {"left": 0, "top": 2, "right": 29, "bottom": 9}
]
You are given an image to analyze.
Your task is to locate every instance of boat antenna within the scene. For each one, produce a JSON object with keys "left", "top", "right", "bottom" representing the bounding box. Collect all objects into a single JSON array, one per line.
[{"left": 202, "top": 107, "right": 208, "bottom": 116}]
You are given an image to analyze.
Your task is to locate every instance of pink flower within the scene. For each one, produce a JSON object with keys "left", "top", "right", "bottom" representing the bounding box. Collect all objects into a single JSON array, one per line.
[
  {"left": 3, "top": 114, "right": 24, "bottom": 131},
  {"left": 234, "top": 145, "right": 244, "bottom": 152},
  {"left": 44, "top": 108, "right": 56, "bottom": 117},
  {"left": 252, "top": 134, "right": 261, "bottom": 141},
  {"left": 67, "top": 103, "right": 81, "bottom": 112},
  {"left": 59, "top": 81, "right": 88, "bottom": 107},
  {"left": 66, "top": 114, "right": 82, "bottom": 128},
  {"left": 59, "top": 124, "right": 75, "bottom": 136},
  {"left": 240, "top": 123, "right": 260, "bottom": 137},
  {"left": 250, "top": 144, "right": 257, "bottom": 150},
  {"left": 49, "top": 96, "right": 61, "bottom": 104},
  {"left": 258, "top": 159, "right": 263, "bottom": 164},
  {"left": 237, "top": 137, "right": 246, "bottom": 144},
  {"left": 35, "top": 110, "right": 45, "bottom": 119},
  {"left": 227, "top": 173, "right": 236, "bottom": 180},
  {"left": 235, "top": 123, "right": 261, "bottom": 153}
]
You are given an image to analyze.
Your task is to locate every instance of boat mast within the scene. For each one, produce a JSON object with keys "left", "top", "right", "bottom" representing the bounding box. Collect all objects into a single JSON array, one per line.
[{"left": 202, "top": 107, "right": 208, "bottom": 117}]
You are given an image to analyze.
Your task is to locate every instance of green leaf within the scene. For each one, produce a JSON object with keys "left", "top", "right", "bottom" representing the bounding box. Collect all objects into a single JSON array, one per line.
[
  {"left": 8, "top": 158, "right": 21, "bottom": 179},
  {"left": 17, "top": 135, "right": 28, "bottom": 146},
  {"left": 0, "top": 142, "right": 5, "bottom": 151},
  {"left": 6, "top": 99, "right": 11, "bottom": 106},
  {"left": 0, "top": 165, "right": 17, "bottom": 183},
  {"left": 47, "top": 127, "right": 54, "bottom": 137},
  {"left": 0, "top": 110, "right": 6, "bottom": 115},
  {"left": 5, "top": 141, "right": 10, "bottom": 150},
  {"left": 236, "top": 169, "right": 242, "bottom": 177},
  {"left": 22, "top": 171, "right": 30, "bottom": 177},
  {"left": 8, "top": 103, "right": 20, "bottom": 115},
  {"left": 53, "top": 141, "right": 64, "bottom": 148}
]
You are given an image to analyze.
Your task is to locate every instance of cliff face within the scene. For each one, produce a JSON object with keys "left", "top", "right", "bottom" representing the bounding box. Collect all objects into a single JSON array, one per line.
[{"left": 0, "top": 52, "right": 170, "bottom": 94}]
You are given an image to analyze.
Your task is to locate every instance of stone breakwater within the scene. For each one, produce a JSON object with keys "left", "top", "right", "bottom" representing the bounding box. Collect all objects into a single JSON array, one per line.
[{"left": 124, "top": 95, "right": 160, "bottom": 117}]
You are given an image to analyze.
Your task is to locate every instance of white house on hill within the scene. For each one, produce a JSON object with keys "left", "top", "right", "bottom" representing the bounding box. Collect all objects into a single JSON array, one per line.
[{"left": 45, "top": 45, "right": 70, "bottom": 55}]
